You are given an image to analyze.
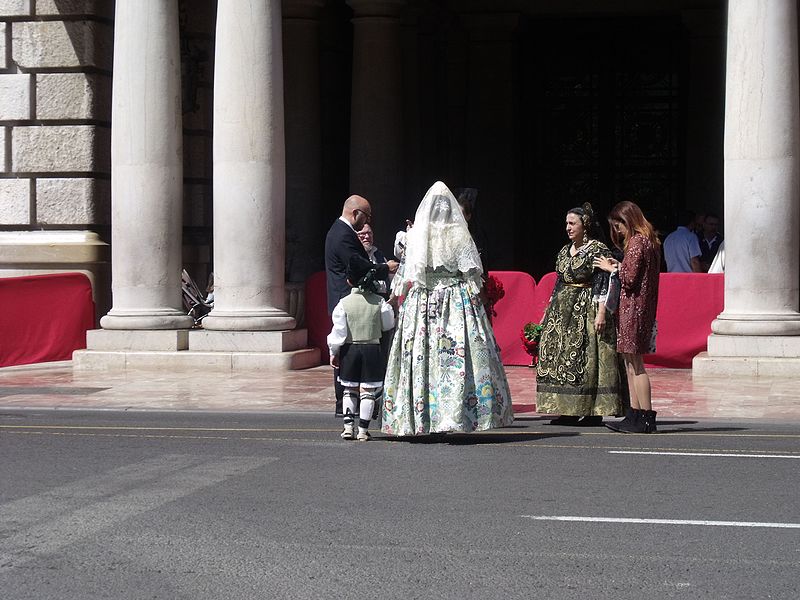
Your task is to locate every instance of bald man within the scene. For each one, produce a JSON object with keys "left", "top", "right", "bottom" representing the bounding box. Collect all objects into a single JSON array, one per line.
[{"left": 325, "top": 195, "right": 397, "bottom": 415}]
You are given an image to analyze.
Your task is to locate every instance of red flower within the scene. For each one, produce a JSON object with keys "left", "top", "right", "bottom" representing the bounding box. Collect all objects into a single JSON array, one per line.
[{"left": 484, "top": 275, "right": 505, "bottom": 317}]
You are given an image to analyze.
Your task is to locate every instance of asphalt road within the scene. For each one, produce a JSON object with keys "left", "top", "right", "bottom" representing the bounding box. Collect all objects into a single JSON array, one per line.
[{"left": 1, "top": 410, "right": 799, "bottom": 599}]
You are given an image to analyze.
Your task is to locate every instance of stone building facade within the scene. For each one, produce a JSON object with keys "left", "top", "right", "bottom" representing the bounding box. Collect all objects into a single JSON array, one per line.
[{"left": 0, "top": 0, "right": 798, "bottom": 376}]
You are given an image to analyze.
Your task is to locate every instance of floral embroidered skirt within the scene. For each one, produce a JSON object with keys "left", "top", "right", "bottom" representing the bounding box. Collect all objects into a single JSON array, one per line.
[{"left": 381, "top": 281, "right": 514, "bottom": 436}]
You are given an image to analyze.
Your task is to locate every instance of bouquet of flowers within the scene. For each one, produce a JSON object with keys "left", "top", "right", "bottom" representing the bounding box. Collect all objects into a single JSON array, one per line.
[
  {"left": 484, "top": 275, "right": 505, "bottom": 318},
  {"left": 520, "top": 322, "right": 544, "bottom": 367}
]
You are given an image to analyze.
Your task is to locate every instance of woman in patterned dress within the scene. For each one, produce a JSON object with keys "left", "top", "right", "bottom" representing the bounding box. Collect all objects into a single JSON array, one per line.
[
  {"left": 381, "top": 181, "right": 514, "bottom": 436},
  {"left": 536, "top": 204, "right": 622, "bottom": 425},
  {"left": 594, "top": 201, "right": 661, "bottom": 433}
]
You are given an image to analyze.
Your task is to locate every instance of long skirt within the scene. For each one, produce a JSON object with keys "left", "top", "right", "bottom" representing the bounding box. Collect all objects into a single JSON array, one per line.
[
  {"left": 381, "top": 281, "right": 514, "bottom": 435},
  {"left": 536, "top": 286, "right": 621, "bottom": 416}
]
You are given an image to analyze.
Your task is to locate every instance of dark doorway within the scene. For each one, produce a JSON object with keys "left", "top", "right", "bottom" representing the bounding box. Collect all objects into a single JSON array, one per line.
[{"left": 516, "top": 17, "right": 687, "bottom": 276}]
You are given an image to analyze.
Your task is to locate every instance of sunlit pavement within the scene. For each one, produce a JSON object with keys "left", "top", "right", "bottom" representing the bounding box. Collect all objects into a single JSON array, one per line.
[{"left": 0, "top": 361, "right": 797, "bottom": 421}]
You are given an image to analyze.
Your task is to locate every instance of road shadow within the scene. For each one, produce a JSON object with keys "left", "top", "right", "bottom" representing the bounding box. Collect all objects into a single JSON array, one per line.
[
  {"left": 657, "top": 425, "right": 750, "bottom": 434},
  {"left": 379, "top": 429, "right": 579, "bottom": 445}
]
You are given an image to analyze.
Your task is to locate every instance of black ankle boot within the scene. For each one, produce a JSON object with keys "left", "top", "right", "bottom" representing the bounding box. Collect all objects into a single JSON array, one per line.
[
  {"left": 605, "top": 408, "right": 634, "bottom": 432},
  {"left": 606, "top": 409, "right": 646, "bottom": 433},
  {"left": 642, "top": 410, "right": 658, "bottom": 433}
]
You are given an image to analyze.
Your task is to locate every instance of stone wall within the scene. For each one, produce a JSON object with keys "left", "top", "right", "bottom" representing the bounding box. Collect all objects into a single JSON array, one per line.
[
  {"left": 0, "top": 0, "right": 112, "bottom": 228},
  {"left": 0, "top": 1, "right": 113, "bottom": 320}
]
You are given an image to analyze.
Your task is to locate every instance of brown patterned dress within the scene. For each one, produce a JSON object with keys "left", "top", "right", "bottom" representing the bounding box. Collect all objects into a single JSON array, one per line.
[
  {"left": 617, "top": 234, "right": 660, "bottom": 354},
  {"left": 536, "top": 241, "right": 621, "bottom": 417}
]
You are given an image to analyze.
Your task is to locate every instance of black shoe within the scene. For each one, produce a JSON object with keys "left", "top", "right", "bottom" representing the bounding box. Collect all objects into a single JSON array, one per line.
[
  {"left": 576, "top": 415, "right": 603, "bottom": 427},
  {"left": 605, "top": 409, "right": 646, "bottom": 433},
  {"left": 548, "top": 415, "right": 580, "bottom": 425}
]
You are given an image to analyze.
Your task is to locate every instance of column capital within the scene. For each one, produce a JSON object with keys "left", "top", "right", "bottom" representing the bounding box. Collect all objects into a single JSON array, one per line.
[
  {"left": 282, "top": 0, "right": 324, "bottom": 20},
  {"left": 346, "top": 0, "right": 405, "bottom": 18}
]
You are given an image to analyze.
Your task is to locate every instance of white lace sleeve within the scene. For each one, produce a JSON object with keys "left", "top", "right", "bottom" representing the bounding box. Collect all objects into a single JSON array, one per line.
[
  {"left": 380, "top": 299, "right": 395, "bottom": 331},
  {"left": 326, "top": 302, "right": 348, "bottom": 356}
]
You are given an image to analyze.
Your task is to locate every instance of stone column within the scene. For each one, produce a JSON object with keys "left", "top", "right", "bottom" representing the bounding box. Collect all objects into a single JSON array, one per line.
[
  {"left": 283, "top": 0, "right": 325, "bottom": 282},
  {"left": 696, "top": 0, "right": 800, "bottom": 375},
  {"left": 100, "top": 0, "right": 193, "bottom": 331},
  {"left": 347, "top": 0, "right": 406, "bottom": 251},
  {"left": 203, "top": 0, "right": 295, "bottom": 331}
]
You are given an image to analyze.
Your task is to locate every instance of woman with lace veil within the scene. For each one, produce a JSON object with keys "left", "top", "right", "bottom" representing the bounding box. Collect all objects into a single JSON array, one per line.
[
  {"left": 535, "top": 203, "right": 622, "bottom": 425},
  {"left": 381, "top": 181, "right": 514, "bottom": 436}
]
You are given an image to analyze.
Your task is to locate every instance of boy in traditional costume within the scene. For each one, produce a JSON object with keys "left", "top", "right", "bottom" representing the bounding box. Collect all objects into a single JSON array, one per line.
[{"left": 328, "top": 255, "right": 395, "bottom": 441}]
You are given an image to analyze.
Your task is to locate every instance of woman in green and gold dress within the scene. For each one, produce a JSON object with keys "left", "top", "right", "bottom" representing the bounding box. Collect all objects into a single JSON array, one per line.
[{"left": 536, "top": 203, "right": 622, "bottom": 426}]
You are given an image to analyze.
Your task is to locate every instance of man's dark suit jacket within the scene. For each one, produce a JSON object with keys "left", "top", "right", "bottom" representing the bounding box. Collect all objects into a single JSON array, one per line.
[{"left": 324, "top": 218, "right": 388, "bottom": 315}]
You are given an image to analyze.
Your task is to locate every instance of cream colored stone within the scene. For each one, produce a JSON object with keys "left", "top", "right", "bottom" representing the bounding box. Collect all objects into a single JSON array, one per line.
[
  {"left": 0, "top": 127, "right": 5, "bottom": 168},
  {"left": 0, "top": 74, "right": 31, "bottom": 120},
  {"left": 0, "top": 179, "right": 30, "bottom": 225},
  {"left": 692, "top": 353, "right": 759, "bottom": 377},
  {"left": 12, "top": 126, "right": 110, "bottom": 172},
  {"left": 36, "top": 73, "right": 111, "bottom": 121},
  {"left": 713, "top": 0, "right": 800, "bottom": 338},
  {"left": 204, "top": 0, "right": 294, "bottom": 332},
  {"left": 12, "top": 21, "right": 112, "bottom": 70},
  {"left": 693, "top": 352, "right": 800, "bottom": 377},
  {"left": 188, "top": 329, "right": 307, "bottom": 352},
  {"left": 707, "top": 333, "right": 800, "bottom": 357},
  {"left": 0, "top": 230, "right": 108, "bottom": 263},
  {"left": 101, "top": 0, "right": 191, "bottom": 332},
  {"left": 0, "top": 24, "right": 7, "bottom": 70},
  {"left": 0, "top": 0, "right": 29, "bottom": 16},
  {"left": 73, "top": 348, "right": 321, "bottom": 372},
  {"left": 86, "top": 329, "right": 189, "bottom": 351},
  {"left": 231, "top": 348, "right": 321, "bottom": 371},
  {"left": 35, "top": 0, "right": 113, "bottom": 18},
  {"left": 36, "top": 178, "right": 110, "bottom": 225},
  {"left": 71, "top": 349, "right": 127, "bottom": 370}
]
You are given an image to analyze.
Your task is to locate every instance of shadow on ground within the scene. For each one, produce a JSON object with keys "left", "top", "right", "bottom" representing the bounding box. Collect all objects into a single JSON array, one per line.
[{"left": 379, "top": 430, "right": 579, "bottom": 445}]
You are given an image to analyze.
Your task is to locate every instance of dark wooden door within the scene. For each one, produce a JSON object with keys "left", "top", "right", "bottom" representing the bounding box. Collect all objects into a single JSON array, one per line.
[{"left": 517, "top": 18, "right": 687, "bottom": 276}]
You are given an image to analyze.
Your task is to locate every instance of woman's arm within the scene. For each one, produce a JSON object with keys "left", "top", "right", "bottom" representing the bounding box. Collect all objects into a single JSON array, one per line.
[
  {"left": 594, "top": 301, "right": 607, "bottom": 332},
  {"left": 618, "top": 236, "right": 649, "bottom": 291}
]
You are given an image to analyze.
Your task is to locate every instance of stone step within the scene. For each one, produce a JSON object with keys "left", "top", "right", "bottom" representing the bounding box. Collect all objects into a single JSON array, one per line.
[{"left": 73, "top": 347, "right": 321, "bottom": 373}]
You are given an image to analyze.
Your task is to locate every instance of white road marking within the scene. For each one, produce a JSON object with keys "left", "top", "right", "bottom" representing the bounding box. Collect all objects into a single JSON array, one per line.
[
  {"left": 608, "top": 450, "right": 800, "bottom": 459},
  {"left": 520, "top": 515, "right": 800, "bottom": 529}
]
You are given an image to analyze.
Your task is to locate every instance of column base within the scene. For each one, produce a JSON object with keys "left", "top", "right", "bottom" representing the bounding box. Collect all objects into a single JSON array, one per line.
[
  {"left": 72, "top": 347, "right": 321, "bottom": 372},
  {"left": 87, "top": 329, "right": 189, "bottom": 351},
  {"left": 100, "top": 310, "right": 194, "bottom": 330},
  {"left": 188, "top": 329, "right": 307, "bottom": 352},
  {"left": 711, "top": 313, "right": 800, "bottom": 336},
  {"left": 707, "top": 333, "right": 800, "bottom": 357},
  {"left": 201, "top": 309, "right": 296, "bottom": 331},
  {"left": 693, "top": 351, "right": 800, "bottom": 377}
]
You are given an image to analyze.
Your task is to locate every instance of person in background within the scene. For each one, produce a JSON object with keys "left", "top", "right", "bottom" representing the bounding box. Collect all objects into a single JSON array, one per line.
[
  {"left": 690, "top": 211, "right": 706, "bottom": 236},
  {"left": 708, "top": 240, "right": 725, "bottom": 273},
  {"left": 697, "top": 212, "right": 723, "bottom": 272},
  {"left": 536, "top": 203, "right": 621, "bottom": 426},
  {"left": 595, "top": 201, "right": 661, "bottom": 434},
  {"left": 357, "top": 223, "right": 391, "bottom": 298},
  {"left": 663, "top": 210, "right": 702, "bottom": 273}
]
